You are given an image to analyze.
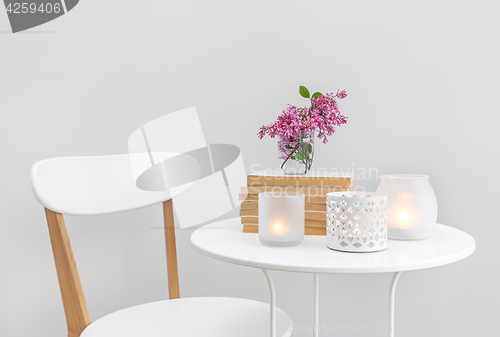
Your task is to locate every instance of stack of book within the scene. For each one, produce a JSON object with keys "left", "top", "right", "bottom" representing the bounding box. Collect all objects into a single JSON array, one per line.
[{"left": 240, "top": 171, "right": 354, "bottom": 235}]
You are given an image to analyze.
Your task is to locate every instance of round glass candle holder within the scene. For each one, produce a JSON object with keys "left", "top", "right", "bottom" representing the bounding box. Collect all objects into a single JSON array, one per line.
[
  {"left": 258, "top": 192, "right": 305, "bottom": 247},
  {"left": 376, "top": 174, "right": 438, "bottom": 240},
  {"left": 327, "top": 192, "right": 388, "bottom": 253}
]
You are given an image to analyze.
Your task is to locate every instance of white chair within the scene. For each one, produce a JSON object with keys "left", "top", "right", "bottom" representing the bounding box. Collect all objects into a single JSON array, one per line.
[{"left": 31, "top": 154, "right": 292, "bottom": 337}]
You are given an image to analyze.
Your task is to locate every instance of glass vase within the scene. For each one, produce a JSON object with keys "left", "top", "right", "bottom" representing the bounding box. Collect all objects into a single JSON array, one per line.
[{"left": 278, "top": 133, "right": 314, "bottom": 175}]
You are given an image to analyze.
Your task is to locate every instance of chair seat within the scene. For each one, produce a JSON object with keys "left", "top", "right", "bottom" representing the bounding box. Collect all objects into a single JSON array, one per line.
[{"left": 81, "top": 297, "right": 292, "bottom": 337}]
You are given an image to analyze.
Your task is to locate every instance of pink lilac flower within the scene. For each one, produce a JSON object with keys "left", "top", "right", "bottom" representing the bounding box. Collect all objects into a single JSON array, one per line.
[
  {"left": 336, "top": 90, "right": 348, "bottom": 99},
  {"left": 258, "top": 90, "right": 348, "bottom": 150}
]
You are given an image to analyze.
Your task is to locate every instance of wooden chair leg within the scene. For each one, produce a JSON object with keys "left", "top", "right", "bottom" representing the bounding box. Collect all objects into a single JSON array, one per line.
[
  {"left": 45, "top": 209, "right": 91, "bottom": 337},
  {"left": 163, "top": 200, "right": 180, "bottom": 299}
]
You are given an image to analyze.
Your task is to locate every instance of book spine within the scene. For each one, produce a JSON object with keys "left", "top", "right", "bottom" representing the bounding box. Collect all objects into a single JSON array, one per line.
[
  {"left": 239, "top": 193, "right": 327, "bottom": 204},
  {"left": 247, "top": 175, "right": 353, "bottom": 188},
  {"left": 239, "top": 209, "right": 326, "bottom": 220},
  {"left": 242, "top": 224, "right": 326, "bottom": 236},
  {"left": 240, "top": 217, "right": 326, "bottom": 227},
  {"left": 241, "top": 186, "right": 346, "bottom": 196},
  {"left": 240, "top": 201, "right": 326, "bottom": 211}
]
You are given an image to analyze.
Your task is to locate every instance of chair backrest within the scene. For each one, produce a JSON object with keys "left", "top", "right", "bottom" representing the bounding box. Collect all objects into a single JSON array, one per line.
[
  {"left": 31, "top": 154, "right": 180, "bottom": 337},
  {"left": 31, "top": 154, "right": 171, "bottom": 215}
]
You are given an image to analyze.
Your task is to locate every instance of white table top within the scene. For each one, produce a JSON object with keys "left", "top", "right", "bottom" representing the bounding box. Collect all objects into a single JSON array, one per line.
[{"left": 191, "top": 218, "right": 475, "bottom": 274}]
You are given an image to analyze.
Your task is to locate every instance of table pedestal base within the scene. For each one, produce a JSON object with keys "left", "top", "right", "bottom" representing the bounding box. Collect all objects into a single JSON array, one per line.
[
  {"left": 389, "top": 272, "right": 402, "bottom": 337},
  {"left": 261, "top": 270, "right": 403, "bottom": 337},
  {"left": 262, "top": 269, "right": 277, "bottom": 337}
]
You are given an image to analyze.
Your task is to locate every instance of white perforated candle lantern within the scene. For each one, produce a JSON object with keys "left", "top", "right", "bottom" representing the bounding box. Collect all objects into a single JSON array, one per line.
[
  {"left": 327, "top": 192, "right": 388, "bottom": 253},
  {"left": 258, "top": 192, "right": 305, "bottom": 247},
  {"left": 376, "top": 174, "right": 438, "bottom": 240}
]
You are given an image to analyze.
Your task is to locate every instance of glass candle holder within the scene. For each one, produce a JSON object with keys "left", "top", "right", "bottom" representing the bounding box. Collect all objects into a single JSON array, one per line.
[
  {"left": 258, "top": 192, "right": 305, "bottom": 247},
  {"left": 376, "top": 174, "right": 438, "bottom": 240}
]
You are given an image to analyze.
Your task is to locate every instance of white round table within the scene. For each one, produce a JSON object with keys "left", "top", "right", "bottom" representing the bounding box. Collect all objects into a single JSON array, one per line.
[{"left": 191, "top": 218, "right": 475, "bottom": 337}]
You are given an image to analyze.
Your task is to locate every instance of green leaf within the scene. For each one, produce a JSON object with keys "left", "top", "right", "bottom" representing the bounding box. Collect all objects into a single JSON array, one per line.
[
  {"left": 296, "top": 152, "right": 304, "bottom": 160},
  {"left": 299, "top": 86, "right": 310, "bottom": 99},
  {"left": 291, "top": 156, "right": 296, "bottom": 160},
  {"left": 312, "top": 92, "right": 323, "bottom": 99},
  {"left": 284, "top": 144, "right": 292, "bottom": 149},
  {"left": 307, "top": 143, "right": 313, "bottom": 154}
]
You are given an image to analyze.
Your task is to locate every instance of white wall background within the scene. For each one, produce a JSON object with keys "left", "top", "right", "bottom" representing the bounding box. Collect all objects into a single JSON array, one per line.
[{"left": 1, "top": 0, "right": 499, "bottom": 336}]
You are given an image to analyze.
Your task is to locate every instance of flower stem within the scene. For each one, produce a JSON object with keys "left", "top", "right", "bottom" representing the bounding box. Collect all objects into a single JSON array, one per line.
[{"left": 280, "top": 146, "right": 299, "bottom": 169}]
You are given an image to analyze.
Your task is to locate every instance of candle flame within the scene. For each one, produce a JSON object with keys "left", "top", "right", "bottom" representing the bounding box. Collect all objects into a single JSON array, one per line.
[
  {"left": 398, "top": 212, "right": 410, "bottom": 223},
  {"left": 273, "top": 224, "right": 282, "bottom": 232}
]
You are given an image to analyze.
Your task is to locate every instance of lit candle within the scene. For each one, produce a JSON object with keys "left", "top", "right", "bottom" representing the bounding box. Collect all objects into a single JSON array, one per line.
[
  {"left": 398, "top": 211, "right": 410, "bottom": 225},
  {"left": 376, "top": 174, "right": 438, "bottom": 240},
  {"left": 258, "top": 192, "right": 305, "bottom": 247},
  {"left": 327, "top": 191, "right": 388, "bottom": 252},
  {"left": 390, "top": 201, "right": 422, "bottom": 230},
  {"left": 273, "top": 223, "right": 283, "bottom": 233}
]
